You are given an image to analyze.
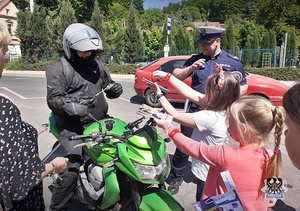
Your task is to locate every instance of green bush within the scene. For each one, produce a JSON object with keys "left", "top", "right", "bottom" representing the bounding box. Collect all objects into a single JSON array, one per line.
[
  {"left": 107, "top": 63, "right": 139, "bottom": 74},
  {"left": 245, "top": 67, "right": 300, "bottom": 81}
]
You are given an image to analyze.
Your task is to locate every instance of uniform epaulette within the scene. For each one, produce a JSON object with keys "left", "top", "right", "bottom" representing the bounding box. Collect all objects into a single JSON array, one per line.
[{"left": 227, "top": 53, "right": 240, "bottom": 61}]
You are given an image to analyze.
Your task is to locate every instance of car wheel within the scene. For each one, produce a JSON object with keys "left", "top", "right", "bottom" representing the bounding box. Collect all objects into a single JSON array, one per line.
[{"left": 144, "top": 89, "right": 161, "bottom": 108}]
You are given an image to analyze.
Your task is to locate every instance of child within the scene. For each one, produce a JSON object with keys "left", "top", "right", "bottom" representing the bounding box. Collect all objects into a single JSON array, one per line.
[
  {"left": 283, "top": 83, "right": 300, "bottom": 170},
  {"left": 155, "top": 95, "right": 284, "bottom": 210},
  {"left": 283, "top": 83, "right": 300, "bottom": 211},
  {"left": 151, "top": 66, "right": 240, "bottom": 201}
]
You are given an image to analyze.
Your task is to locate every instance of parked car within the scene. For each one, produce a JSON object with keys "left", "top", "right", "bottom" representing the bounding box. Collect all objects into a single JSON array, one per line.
[{"left": 133, "top": 55, "right": 290, "bottom": 107}]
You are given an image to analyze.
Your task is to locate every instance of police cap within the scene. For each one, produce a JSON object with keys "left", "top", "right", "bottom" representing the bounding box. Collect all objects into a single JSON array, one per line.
[{"left": 196, "top": 26, "right": 226, "bottom": 44}]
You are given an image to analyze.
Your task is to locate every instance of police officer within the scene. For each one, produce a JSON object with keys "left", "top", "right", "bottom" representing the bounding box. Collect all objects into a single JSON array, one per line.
[
  {"left": 46, "top": 23, "right": 123, "bottom": 210},
  {"left": 168, "top": 26, "right": 248, "bottom": 198}
]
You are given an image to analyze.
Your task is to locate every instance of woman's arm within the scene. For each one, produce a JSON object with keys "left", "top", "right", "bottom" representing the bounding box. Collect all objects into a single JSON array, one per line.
[
  {"left": 161, "top": 121, "right": 225, "bottom": 168},
  {"left": 40, "top": 157, "right": 68, "bottom": 180}
]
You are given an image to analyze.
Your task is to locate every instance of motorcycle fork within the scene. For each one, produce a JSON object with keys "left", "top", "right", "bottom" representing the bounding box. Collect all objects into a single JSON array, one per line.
[{"left": 129, "top": 178, "right": 141, "bottom": 210}]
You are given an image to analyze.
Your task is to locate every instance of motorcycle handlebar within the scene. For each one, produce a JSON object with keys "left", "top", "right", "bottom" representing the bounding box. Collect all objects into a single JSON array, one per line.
[{"left": 69, "top": 134, "right": 92, "bottom": 141}]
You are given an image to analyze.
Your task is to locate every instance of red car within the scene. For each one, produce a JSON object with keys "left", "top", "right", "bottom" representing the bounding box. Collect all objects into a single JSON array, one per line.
[{"left": 134, "top": 55, "right": 289, "bottom": 107}]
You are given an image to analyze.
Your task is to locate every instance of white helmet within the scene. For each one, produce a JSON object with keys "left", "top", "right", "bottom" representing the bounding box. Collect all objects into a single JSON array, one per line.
[{"left": 63, "top": 23, "right": 103, "bottom": 59}]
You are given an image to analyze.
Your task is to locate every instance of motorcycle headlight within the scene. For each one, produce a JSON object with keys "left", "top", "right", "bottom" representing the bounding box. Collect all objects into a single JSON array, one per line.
[{"left": 132, "top": 154, "right": 170, "bottom": 182}]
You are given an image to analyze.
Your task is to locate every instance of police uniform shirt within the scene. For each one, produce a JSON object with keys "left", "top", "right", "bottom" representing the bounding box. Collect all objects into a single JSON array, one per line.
[{"left": 182, "top": 50, "right": 247, "bottom": 94}]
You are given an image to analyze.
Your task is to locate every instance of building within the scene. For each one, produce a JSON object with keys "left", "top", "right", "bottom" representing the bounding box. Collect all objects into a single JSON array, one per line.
[{"left": 0, "top": 0, "right": 21, "bottom": 60}]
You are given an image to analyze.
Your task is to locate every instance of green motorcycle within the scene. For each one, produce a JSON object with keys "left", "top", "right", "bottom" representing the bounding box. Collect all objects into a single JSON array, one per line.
[{"left": 43, "top": 109, "right": 183, "bottom": 211}]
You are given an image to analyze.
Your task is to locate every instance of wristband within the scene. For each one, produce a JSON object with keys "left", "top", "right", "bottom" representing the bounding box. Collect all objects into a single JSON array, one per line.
[
  {"left": 48, "top": 162, "right": 56, "bottom": 177},
  {"left": 158, "top": 96, "right": 167, "bottom": 103},
  {"left": 156, "top": 93, "right": 164, "bottom": 100},
  {"left": 165, "top": 73, "right": 172, "bottom": 81},
  {"left": 168, "top": 129, "right": 180, "bottom": 139}
]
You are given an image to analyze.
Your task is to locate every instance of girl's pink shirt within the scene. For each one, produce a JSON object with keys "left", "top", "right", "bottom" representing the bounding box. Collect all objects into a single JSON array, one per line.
[{"left": 163, "top": 122, "right": 274, "bottom": 211}]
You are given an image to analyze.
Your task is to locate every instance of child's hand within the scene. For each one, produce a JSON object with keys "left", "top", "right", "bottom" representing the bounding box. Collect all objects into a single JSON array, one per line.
[
  {"left": 149, "top": 82, "right": 162, "bottom": 96},
  {"left": 154, "top": 117, "right": 166, "bottom": 127},
  {"left": 152, "top": 70, "right": 168, "bottom": 81}
]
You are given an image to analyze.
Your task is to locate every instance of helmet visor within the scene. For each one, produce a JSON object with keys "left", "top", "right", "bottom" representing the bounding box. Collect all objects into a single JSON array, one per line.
[{"left": 67, "top": 28, "right": 103, "bottom": 52}]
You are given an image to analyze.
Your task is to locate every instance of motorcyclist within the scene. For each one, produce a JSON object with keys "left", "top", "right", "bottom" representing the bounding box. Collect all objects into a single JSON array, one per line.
[{"left": 45, "top": 23, "right": 123, "bottom": 210}]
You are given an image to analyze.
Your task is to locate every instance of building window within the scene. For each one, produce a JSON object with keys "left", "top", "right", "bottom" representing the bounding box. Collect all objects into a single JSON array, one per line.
[{"left": 7, "top": 23, "right": 12, "bottom": 35}]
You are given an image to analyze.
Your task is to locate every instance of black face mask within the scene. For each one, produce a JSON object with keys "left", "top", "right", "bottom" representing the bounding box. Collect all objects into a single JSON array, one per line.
[{"left": 70, "top": 49, "right": 96, "bottom": 68}]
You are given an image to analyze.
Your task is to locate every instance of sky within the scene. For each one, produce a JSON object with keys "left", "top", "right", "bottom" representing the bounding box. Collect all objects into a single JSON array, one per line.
[{"left": 143, "top": 0, "right": 182, "bottom": 10}]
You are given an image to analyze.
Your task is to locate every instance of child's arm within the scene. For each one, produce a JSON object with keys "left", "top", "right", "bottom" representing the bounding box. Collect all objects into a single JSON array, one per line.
[
  {"left": 151, "top": 83, "right": 197, "bottom": 128},
  {"left": 162, "top": 122, "right": 225, "bottom": 167},
  {"left": 152, "top": 70, "right": 207, "bottom": 107}
]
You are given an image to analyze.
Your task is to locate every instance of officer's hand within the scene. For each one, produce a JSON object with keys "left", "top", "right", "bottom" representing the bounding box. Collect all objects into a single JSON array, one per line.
[
  {"left": 79, "top": 96, "right": 97, "bottom": 108},
  {"left": 105, "top": 82, "right": 123, "bottom": 99},
  {"left": 190, "top": 59, "right": 206, "bottom": 72}
]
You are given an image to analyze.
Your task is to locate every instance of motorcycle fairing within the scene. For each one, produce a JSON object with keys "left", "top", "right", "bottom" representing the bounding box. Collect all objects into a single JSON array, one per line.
[
  {"left": 139, "top": 188, "right": 184, "bottom": 211},
  {"left": 100, "top": 167, "right": 120, "bottom": 209},
  {"left": 48, "top": 113, "right": 60, "bottom": 138}
]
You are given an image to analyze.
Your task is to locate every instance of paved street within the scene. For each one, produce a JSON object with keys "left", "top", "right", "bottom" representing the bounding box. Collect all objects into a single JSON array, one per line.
[{"left": 1, "top": 70, "right": 299, "bottom": 210}]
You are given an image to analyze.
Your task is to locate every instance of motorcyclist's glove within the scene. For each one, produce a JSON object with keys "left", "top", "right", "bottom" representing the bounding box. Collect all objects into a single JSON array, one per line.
[
  {"left": 79, "top": 96, "right": 97, "bottom": 108},
  {"left": 62, "top": 102, "right": 88, "bottom": 116},
  {"left": 105, "top": 82, "right": 123, "bottom": 99}
]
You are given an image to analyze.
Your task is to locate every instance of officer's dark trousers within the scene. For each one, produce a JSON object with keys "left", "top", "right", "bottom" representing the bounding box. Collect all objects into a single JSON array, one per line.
[
  {"left": 50, "top": 129, "right": 83, "bottom": 211},
  {"left": 170, "top": 105, "right": 199, "bottom": 182},
  {"left": 170, "top": 124, "right": 193, "bottom": 182}
]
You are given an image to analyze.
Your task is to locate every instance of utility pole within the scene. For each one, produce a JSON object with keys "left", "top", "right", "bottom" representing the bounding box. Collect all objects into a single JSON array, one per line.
[
  {"left": 283, "top": 32, "right": 288, "bottom": 67},
  {"left": 30, "top": 0, "right": 34, "bottom": 13},
  {"left": 164, "top": 15, "right": 172, "bottom": 57}
]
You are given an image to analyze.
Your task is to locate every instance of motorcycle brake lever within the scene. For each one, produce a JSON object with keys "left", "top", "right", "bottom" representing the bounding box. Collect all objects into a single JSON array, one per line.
[
  {"left": 51, "top": 173, "right": 62, "bottom": 183},
  {"left": 74, "top": 143, "right": 93, "bottom": 148}
]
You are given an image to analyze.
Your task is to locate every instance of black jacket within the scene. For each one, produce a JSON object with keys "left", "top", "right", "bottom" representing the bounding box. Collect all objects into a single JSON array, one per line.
[{"left": 46, "top": 57, "right": 114, "bottom": 130}]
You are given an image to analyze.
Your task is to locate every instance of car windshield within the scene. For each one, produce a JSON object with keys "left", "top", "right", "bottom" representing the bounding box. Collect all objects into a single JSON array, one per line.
[{"left": 139, "top": 59, "right": 158, "bottom": 70}]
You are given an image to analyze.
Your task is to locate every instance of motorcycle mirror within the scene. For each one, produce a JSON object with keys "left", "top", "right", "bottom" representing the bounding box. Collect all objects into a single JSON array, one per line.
[{"left": 62, "top": 102, "right": 88, "bottom": 117}]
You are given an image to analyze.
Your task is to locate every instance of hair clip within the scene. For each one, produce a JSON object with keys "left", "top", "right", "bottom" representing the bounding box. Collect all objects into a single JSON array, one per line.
[
  {"left": 215, "top": 63, "right": 224, "bottom": 90},
  {"left": 274, "top": 149, "right": 280, "bottom": 154}
]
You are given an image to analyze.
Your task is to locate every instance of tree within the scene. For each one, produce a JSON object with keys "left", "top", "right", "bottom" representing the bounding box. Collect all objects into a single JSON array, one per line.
[
  {"left": 171, "top": 26, "right": 191, "bottom": 55},
  {"left": 269, "top": 30, "right": 277, "bottom": 49},
  {"left": 162, "top": 2, "right": 181, "bottom": 14},
  {"left": 287, "top": 30, "right": 297, "bottom": 60},
  {"left": 261, "top": 31, "right": 270, "bottom": 49},
  {"left": 242, "top": 35, "right": 252, "bottom": 66},
  {"left": 225, "top": 19, "right": 236, "bottom": 55},
  {"left": 49, "top": 0, "right": 77, "bottom": 57},
  {"left": 255, "top": 0, "right": 290, "bottom": 29},
  {"left": 144, "top": 27, "right": 163, "bottom": 60},
  {"left": 11, "top": 0, "right": 30, "bottom": 10},
  {"left": 251, "top": 32, "right": 260, "bottom": 67},
  {"left": 114, "top": 0, "right": 143, "bottom": 12},
  {"left": 91, "top": 0, "right": 105, "bottom": 48},
  {"left": 107, "top": 3, "right": 128, "bottom": 23},
  {"left": 124, "top": 4, "right": 144, "bottom": 63},
  {"left": 16, "top": 5, "right": 50, "bottom": 63},
  {"left": 139, "top": 8, "right": 165, "bottom": 30},
  {"left": 104, "top": 20, "right": 126, "bottom": 64}
]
